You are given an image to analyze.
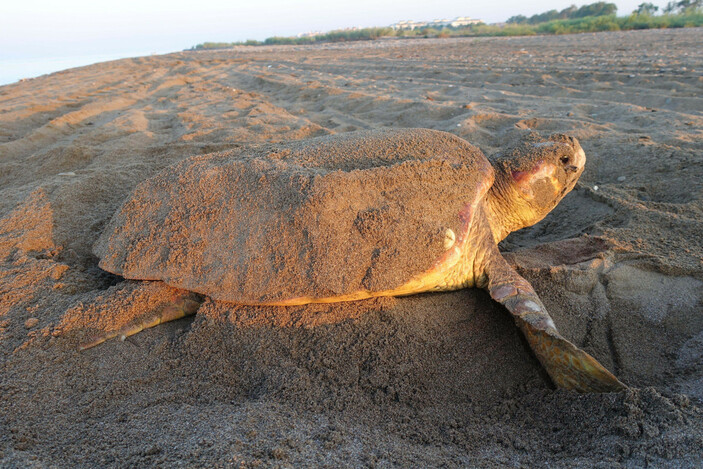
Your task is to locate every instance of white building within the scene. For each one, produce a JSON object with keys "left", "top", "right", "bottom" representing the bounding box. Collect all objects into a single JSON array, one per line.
[
  {"left": 390, "top": 20, "right": 429, "bottom": 30},
  {"left": 297, "top": 31, "right": 323, "bottom": 38},
  {"left": 450, "top": 17, "right": 483, "bottom": 27},
  {"left": 391, "top": 16, "right": 482, "bottom": 30}
]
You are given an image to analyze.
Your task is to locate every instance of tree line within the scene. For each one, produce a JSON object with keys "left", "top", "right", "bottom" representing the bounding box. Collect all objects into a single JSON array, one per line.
[
  {"left": 509, "top": 0, "right": 702, "bottom": 24},
  {"left": 189, "top": 2, "right": 703, "bottom": 50},
  {"left": 507, "top": 2, "right": 617, "bottom": 24}
]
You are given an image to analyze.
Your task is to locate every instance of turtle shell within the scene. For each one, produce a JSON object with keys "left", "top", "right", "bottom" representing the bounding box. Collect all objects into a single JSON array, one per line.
[{"left": 94, "top": 129, "right": 494, "bottom": 303}]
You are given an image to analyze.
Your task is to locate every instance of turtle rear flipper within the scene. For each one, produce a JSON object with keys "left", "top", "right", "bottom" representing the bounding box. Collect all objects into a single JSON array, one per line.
[
  {"left": 79, "top": 291, "right": 202, "bottom": 350},
  {"left": 485, "top": 252, "right": 626, "bottom": 393}
]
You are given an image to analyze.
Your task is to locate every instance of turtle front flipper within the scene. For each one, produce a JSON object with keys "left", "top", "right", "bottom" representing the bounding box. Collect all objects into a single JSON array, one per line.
[
  {"left": 485, "top": 253, "right": 626, "bottom": 393},
  {"left": 516, "top": 317, "right": 626, "bottom": 392}
]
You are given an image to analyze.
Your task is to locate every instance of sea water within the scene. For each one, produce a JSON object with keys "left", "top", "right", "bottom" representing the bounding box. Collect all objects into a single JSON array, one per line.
[{"left": 0, "top": 52, "right": 162, "bottom": 86}]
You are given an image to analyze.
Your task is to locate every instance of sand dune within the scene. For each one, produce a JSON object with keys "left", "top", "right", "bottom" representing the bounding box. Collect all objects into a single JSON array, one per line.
[{"left": 1, "top": 28, "right": 702, "bottom": 467}]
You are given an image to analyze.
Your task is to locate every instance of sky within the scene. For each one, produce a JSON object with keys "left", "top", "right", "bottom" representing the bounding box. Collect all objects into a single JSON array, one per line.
[{"left": 1, "top": 0, "right": 659, "bottom": 84}]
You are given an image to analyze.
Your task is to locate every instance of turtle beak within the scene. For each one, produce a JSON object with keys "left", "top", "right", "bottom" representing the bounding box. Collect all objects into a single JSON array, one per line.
[
  {"left": 559, "top": 144, "right": 586, "bottom": 175},
  {"left": 559, "top": 142, "right": 586, "bottom": 177}
]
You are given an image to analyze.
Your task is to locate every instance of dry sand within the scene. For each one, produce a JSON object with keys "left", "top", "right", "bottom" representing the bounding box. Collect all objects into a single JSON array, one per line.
[{"left": 1, "top": 28, "right": 702, "bottom": 467}]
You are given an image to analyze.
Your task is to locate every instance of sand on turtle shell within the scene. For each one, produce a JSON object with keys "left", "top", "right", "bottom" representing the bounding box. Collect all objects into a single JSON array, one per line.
[
  {"left": 93, "top": 128, "right": 493, "bottom": 302},
  {"left": 1, "top": 28, "right": 703, "bottom": 467}
]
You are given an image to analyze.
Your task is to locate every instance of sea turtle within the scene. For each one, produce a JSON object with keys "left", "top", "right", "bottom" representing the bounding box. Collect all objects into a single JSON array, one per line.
[{"left": 87, "top": 128, "right": 626, "bottom": 393}]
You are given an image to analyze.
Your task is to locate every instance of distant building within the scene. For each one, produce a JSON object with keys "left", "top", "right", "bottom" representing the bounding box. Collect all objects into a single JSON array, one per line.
[
  {"left": 429, "top": 19, "right": 451, "bottom": 27},
  {"left": 297, "top": 31, "right": 323, "bottom": 38},
  {"left": 390, "top": 20, "right": 428, "bottom": 30},
  {"left": 391, "top": 16, "right": 482, "bottom": 30},
  {"left": 449, "top": 16, "right": 483, "bottom": 27}
]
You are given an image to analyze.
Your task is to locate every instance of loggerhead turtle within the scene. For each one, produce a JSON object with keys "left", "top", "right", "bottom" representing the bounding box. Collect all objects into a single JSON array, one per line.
[{"left": 88, "top": 128, "right": 626, "bottom": 393}]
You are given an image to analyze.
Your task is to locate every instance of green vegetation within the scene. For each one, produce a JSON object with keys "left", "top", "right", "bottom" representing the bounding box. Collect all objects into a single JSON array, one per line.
[
  {"left": 507, "top": 1, "right": 617, "bottom": 24},
  {"left": 664, "top": 0, "right": 703, "bottom": 13},
  {"left": 262, "top": 27, "right": 394, "bottom": 45},
  {"left": 635, "top": 2, "right": 660, "bottom": 15},
  {"left": 189, "top": 2, "right": 703, "bottom": 50}
]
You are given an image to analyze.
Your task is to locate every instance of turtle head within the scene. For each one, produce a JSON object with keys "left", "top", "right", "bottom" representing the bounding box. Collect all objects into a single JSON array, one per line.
[{"left": 487, "top": 133, "right": 586, "bottom": 241}]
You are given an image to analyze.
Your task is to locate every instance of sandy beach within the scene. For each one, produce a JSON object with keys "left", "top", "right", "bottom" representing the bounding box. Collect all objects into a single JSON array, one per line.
[{"left": 1, "top": 28, "right": 702, "bottom": 467}]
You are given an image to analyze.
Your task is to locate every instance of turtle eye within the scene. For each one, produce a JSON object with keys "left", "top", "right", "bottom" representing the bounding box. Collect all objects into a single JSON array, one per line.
[{"left": 559, "top": 155, "right": 579, "bottom": 173}]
